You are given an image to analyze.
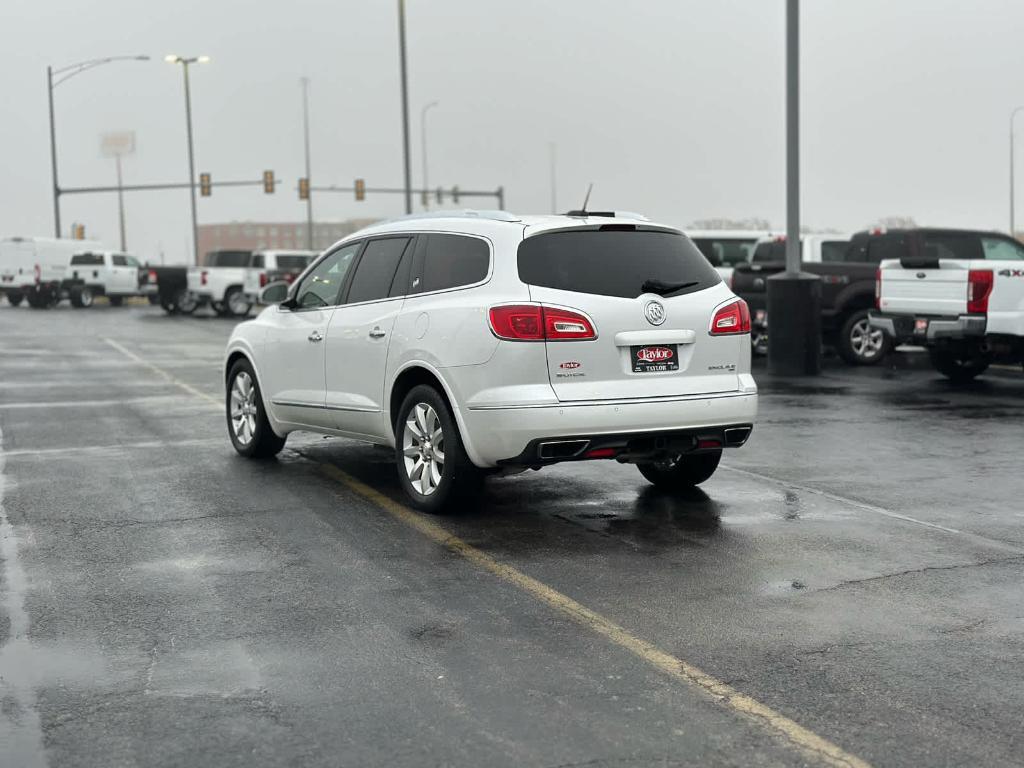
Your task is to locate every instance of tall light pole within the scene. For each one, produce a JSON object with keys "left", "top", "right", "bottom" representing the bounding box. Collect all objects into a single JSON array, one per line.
[
  {"left": 1011, "top": 106, "right": 1024, "bottom": 238},
  {"left": 47, "top": 55, "right": 149, "bottom": 238},
  {"left": 301, "top": 77, "right": 314, "bottom": 250},
  {"left": 397, "top": 0, "right": 413, "bottom": 214},
  {"left": 549, "top": 142, "right": 558, "bottom": 214},
  {"left": 420, "top": 101, "right": 438, "bottom": 210},
  {"left": 166, "top": 55, "right": 209, "bottom": 265}
]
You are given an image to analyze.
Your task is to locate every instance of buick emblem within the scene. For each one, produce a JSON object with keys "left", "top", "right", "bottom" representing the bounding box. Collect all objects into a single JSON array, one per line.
[{"left": 644, "top": 300, "right": 666, "bottom": 326}]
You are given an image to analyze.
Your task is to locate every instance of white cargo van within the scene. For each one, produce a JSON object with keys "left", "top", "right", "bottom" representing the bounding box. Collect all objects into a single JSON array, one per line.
[{"left": 0, "top": 237, "right": 103, "bottom": 307}]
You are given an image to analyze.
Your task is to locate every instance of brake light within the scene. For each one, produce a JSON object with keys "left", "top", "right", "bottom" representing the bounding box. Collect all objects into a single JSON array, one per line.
[
  {"left": 710, "top": 299, "right": 751, "bottom": 335},
  {"left": 259, "top": 272, "right": 269, "bottom": 288},
  {"left": 33, "top": 264, "right": 41, "bottom": 285},
  {"left": 584, "top": 447, "right": 618, "bottom": 459},
  {"left": 875, "top": 267, "right": 882, "bottom": 310},
  {"left": 148, "top": 269, "right": 158, "bottom": 283},
  {"left": 967, "top": 270, "right": 993, "bottom": 314},
  {"left": 488, "top": 304, "right": 596, "bottom": 341},
  {"left": 200, "top": 270, "right": 208, "bottom": 286}
]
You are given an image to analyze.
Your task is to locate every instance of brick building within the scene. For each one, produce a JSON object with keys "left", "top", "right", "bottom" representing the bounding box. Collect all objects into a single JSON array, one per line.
[{"left": 197, "top": 219, "right": 379, "bottom": 257}]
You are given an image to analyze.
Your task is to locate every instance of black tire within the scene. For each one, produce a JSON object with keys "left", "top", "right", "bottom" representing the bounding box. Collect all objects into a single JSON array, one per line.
[
  {"left": 147, "top": 294, "right": 161, "bottom": 305},
  {"left": 224, "top": 286, "right": 252, "bottom": 318},
  {"left": 70, "top": 286, "right": 94, "bottom": 309},
  {"left": 226, "top": 359, "right": 286, "bottom": 458},
  {"left": 929, "top": 347, "right": 990, "bottom": 383},
  {"left": 837, "top": 309, "right": 891, "bottom": 365},
  {"left": 637, "top": 450, "right": 722, "bottom": 490},
  {"left": 7, "top": 292, "right": 23, "bottom": 307},
  {"left": 26, "top": 287, "right": 52, "bottom": 309},
  {"left": 395, "top": 384, "right": 483, "bottom": 513},
  {"left": 108, "top": 295, "right": 124, "bottom": 307},
  {"left": 176, "top": 289, "right": 198, "bottom": 315}
]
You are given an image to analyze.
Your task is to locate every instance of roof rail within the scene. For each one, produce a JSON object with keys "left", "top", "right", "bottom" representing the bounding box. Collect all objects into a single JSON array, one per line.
[
  {"left": 564, "top": 210, "right": 649, "bottom": 221},
  {"left": 387, "top": 209, "right": 521, "bottom": 224}
]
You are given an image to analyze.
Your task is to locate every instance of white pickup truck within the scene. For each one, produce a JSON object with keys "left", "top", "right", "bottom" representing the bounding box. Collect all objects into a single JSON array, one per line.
[
  {"left": 241, "top": 250, "right": 317, "bottom": 305},
  {"left": 184, "top": 250, "right": 254, "bottom": 317},
  {"left": 869, "top": 227, "right": 1024, "bottom": 382},
  {"left": 685, "top": 229, "right": 771, "bottom": 285},
  {"left": 64, "top": 250, "right": 146, "bottom": 307}
]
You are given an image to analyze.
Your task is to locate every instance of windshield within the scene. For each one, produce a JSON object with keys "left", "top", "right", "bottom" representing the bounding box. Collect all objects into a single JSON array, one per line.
[
  {"left": 203, "top": 250, "right": 252, "bottom": 267},
  {"left": 518, "top": 228, "right": 721, "bottom": 299}
]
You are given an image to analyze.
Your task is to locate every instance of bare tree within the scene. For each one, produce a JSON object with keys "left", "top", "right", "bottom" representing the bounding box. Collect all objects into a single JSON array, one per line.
[
  {"left": 871, "top": 215, "right": 918, "bottom": 229},
  {"left": 688, "top": 217, "right": 773, "bottom": 231}
]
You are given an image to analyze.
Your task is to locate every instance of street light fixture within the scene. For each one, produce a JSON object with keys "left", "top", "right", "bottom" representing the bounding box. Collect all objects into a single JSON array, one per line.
[
  {"left": 47, "top": 55, "right": 150, "bottom": 237},
  {"left": 1011, "top": 106, "right": 1024, "bottom": 238},
  {"left": 420, "top": 101, "right": 439, "bottom": 210},
  {"left": 397, "top": 0, "right": 412, "bottom": 215},
  {"left": 166, "top": 55, "right": 210, "bottom": 265}
]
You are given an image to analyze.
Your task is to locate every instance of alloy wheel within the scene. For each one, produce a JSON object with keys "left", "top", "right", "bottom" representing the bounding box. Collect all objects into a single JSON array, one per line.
[
  {"left": 402, "top": 403, "right": 445, "bottom": 496},
  {"left": 230, "top": 371, "right": 257, "bottom": 446},
  {"left": 850, "top": 318, "right": 884, "bottom": 360},
  {"left": 228, "top": 291, "right": 250, "bottom": 316}
]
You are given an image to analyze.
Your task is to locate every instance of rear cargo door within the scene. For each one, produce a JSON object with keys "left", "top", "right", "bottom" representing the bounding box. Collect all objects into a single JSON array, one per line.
[
  {"left": 518, "top": 227, "right": 745, "bottom": 401},
  {"left": 879, "top": 263, "right": 969, "bottom": 315}
]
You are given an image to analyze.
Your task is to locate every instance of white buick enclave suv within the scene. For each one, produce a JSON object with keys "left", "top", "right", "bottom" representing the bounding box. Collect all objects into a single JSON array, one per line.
[{"left": 224, "top": 210, "right": 758, "bottom": 512}]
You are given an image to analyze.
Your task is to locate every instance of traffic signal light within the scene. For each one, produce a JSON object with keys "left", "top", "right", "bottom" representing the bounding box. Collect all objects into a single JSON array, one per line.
[
  {"left": 263, "top": 170, "right": 275, "bottom": 194},
  {"left": 298, "top": 177, "right": 310, "bottom": 200},
  {"left": 420, "top": 189, "right": 428, "bottom": 208},
  {"left": 199, "top": 173, "right": 212, "bottom": 197},
  {"left": 354, "top": 178, "right": 366, "bottom": 201},
  {"left": 436, "top": 187, "right": 443, "bottom": 204},
  {"left": 451, "top": 185, "right": 460, "bottom": 204}
]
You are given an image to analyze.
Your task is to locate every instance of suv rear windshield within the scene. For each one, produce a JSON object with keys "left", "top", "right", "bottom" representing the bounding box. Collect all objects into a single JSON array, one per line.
[
  {"left": 517, "top": 228, "right": 720, "bottom": 299},
  {"left": 203, "top": 251, "right": 251, "bottom": 267},
  {"left": 70, "top": 253, "right": 104, "bottom": 266}
]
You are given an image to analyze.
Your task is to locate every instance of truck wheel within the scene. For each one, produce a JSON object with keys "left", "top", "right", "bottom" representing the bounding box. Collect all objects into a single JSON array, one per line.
[
  {"left": 26, "top": 287, "right": 52, "bottom": 309},
  {"left": 929, "top": 348, "right": 990, "bottom": 383},
  {"left": 176, "top": 290, "right": 198, "bottom": 315},
  {"left": 637, "top": 450, "right": 722, "bottom": 490},
  {"left": 225, "top": 287, "right": 252, "bottom": 317},
  {"left": 70, "top": 286, "right": 94, "bottom": 308},
  {"left": 395, "top": 385, "right": 484, "bottom": 514},
  {"left": 226, "top": 359, "right": 286, "bottom": 458},
  {"left": 837, "top": 309, "right": 890, "bottom": 365},
  {"left": 108, "top": 295, "right": 124, "bottom": 307},
  {"left": 147, "top": 294, "right": 161, "bottom": 305},
  {"left": 7, "top": 292, "right": 23, "bottom": 307}
]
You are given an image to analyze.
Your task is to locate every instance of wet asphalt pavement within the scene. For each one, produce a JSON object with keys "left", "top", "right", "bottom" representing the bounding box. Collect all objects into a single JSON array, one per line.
[{"left": 1, "top": 303, "right": 1022, "bottom": 768}]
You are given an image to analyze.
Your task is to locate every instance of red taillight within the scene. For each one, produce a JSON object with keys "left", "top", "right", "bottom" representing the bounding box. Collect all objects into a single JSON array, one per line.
[
  {"left": 284, "top": 273, "right": 296, "bottom": 284},
  {"left": 710, "top": 299, "right": 751, "bottom": 335},
  {"left": 875, "top": 267, "right": 882, "bottom": 310},
  {"left": 33, "top": 264, "right": 41, "bottom": 284},
  {"left": 200, "top": 270, "right": 208, "bottom": 286},
  {"left": 259, "top": 272, "right": 269, "bottom": 288},
  {"left": 967, "top": 269, "right": 993, "bottom": 314},
  {"left": 697, "top": 438, "right": 723, "bottom": 450},
  {"left": 488, "top": 304, "right": 596, "bottom": 341},
  {"left": 148, "top": 269, "right": 158, "bottom": 283}
]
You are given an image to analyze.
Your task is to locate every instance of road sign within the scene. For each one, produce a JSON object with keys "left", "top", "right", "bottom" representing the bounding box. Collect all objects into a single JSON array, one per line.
[{"left": 100, "top": 131, "right": 136, "bottom": 158}]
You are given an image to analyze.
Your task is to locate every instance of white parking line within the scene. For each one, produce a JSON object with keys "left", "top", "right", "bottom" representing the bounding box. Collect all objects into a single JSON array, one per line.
[
  {"left": 722, "top": 464, "right": 1024, "bottom": 554},
  {"left": 0, "top": 395, "right": 217, "bottom": 410},
  {"left": 2, "top": 437, "right": 223, "bottom": 459},
  {"left": 0, "top": 426, "right": 48, "bottom": 768},
  {"left": 102, "top": 338, "right": 221, "bottom": 406}
]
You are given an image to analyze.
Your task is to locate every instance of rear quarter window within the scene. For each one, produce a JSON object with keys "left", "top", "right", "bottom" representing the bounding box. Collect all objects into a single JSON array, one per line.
[
  {"left": 752, "top": 241, "right": 786, "bottom": 264},
  {"left": 416, "top": 234, "right": 489, "bottom": 293},
  {"left": 518, "top": 228, "right": 720, "bottom": 299}
]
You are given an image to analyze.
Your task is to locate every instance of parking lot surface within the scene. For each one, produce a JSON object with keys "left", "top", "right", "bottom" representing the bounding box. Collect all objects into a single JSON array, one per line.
[{"left": 2, "top": 304, "right": 1023, "bottom": 768}]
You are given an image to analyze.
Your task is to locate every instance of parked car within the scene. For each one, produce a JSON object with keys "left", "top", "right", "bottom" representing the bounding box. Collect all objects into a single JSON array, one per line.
[
  {"left": 0, "top": 236, "right": 103, "bottom": 308},
  {"left": 63, "top": 250, "right": 148, "bottom": 307},
  {"left": 731, "top": 232, "right": 887, "bottom": 364},
  {"left": 242, "top": 250, "right": 317, "bottom": 305},
  {"left": 685, "top": 230, "right": 770, "bottom": 284},
  {"left": 186, "top": 250, "right": 254, "bottom": 317},
  {"left": 224, "top": 211, "right": 758, "bottom": 512},
  {"left": 870, "top": 228, "right": 1024, "bottom": 382}
]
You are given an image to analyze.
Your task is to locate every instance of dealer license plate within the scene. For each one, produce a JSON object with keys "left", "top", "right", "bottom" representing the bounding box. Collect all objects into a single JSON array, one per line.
[{"left": 631, "top": 345, "right": 679, "bottom": 373}]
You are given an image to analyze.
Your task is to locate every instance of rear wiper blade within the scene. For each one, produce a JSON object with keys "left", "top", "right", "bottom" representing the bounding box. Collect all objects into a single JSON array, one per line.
[{"left": 641, "top": 278, "right": 699, "bottom": 296}]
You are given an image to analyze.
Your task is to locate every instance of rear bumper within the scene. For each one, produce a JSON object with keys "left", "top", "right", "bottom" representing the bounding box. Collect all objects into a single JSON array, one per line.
[
  {"left": 869, "top": 311, "right": 986, "bottom": 344},
  {"left": 460, "top": 390, "right": 758, "bottom": 468}
]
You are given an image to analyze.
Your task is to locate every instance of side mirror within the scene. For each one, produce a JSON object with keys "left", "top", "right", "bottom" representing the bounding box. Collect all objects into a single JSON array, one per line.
[{"left": 259, "top": 281, "right": 290, "bottom": 305}]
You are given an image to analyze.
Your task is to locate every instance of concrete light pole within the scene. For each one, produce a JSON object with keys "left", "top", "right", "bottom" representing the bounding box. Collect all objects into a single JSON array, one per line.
[
  {"left": 47, "top": 55, "right": 149, "bottom": 238},
  {"left": 302, "top": 77, "right": 314, "bottom": 250},
  {"left": 766, "top": 0, "right": 822, "bottom": 376},
  {"left": 397, "top": 0, "right": 413, "bottom": 214},
  {"left": 166, "top": 55, "right": 209, "bottom": 265},
  {"left": 420, "top": 101, "right": 438, "bottom": 210},
  {"left": 1011, "top": 106, "right": 1024, "bottom": 238}
]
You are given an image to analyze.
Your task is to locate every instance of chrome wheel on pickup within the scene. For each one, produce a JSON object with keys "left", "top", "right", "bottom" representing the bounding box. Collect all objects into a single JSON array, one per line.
[{"left": 838, "top": 309, "right": 890, "bottom": 365}]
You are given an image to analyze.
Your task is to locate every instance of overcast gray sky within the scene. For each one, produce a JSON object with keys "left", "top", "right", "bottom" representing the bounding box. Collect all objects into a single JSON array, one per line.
[{"left": 2, "top": 0, "right": 1024, "bottom": 263}]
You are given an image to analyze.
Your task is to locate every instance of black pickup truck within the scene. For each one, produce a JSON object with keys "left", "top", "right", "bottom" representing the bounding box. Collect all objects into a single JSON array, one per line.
[{"left": 731, "top": 231, "right": 892, "bottom": 365}]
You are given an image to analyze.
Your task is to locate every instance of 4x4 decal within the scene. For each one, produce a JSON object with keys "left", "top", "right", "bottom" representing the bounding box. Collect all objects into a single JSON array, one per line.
[{"left": 997, "top": 269, "right": 1024, "bottom": 277}]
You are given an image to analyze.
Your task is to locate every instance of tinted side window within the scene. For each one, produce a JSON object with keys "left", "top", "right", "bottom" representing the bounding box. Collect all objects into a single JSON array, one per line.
[
  {"left": 251, "top": 254, "right": 265, "bottom": 268},
  {"left": 981, "top": 237, "right": 1024, "bottom": 261},
  {"left": 112, "top": 255, "right": 128, "bottom": 266},
  {"left": 277, "top": 255, "right": 312, "bottom": 270},
  {"left": 70, "top": 253, "right": 104, "bottom": 266},
  {"left": 295, "top": 242, "right": 360, "bottom": 308},
  {"left": 866, "top": 235, "right": 908, "bottom": 263},
  {"left": 346, "top": 238, "right": 412, "bottom": 304},
  {"left": 389, "top": 243, "right": 414, "bottom": 297},
  {"left": 752, "top": 241, "right": 786, "bottom": 264},
  {"left": 419, "top": 234, "right": 489, "bottom": 293},
  {"left": 820, "top": 240, "right": 853, "bottom": 263},
  {"left": 922, "top": 233, "right": 982, "bottom": 261}
]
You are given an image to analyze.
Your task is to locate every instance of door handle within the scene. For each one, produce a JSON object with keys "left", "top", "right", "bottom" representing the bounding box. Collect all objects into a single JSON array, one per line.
[
  {"left": 307, "top": 331, "right": 323, "bottom": 342},
  {"left": 368, "top": 327, "right": 387, "bottom": 339}
]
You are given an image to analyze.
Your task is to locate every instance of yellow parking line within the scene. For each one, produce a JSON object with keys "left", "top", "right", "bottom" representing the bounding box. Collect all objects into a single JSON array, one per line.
[{"left": 319, "top": 463, "right": 872, "bottom": 768}]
